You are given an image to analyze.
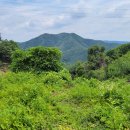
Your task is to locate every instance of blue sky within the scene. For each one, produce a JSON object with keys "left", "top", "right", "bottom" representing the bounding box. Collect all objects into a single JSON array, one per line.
[{"left": 0, "top": 0, "right": 130, "bottom": 41}]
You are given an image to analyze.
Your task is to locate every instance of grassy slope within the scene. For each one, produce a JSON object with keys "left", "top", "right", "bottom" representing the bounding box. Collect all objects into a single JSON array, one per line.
[{"left": 0, "top": 71, "right": 130, "bottom": 129}]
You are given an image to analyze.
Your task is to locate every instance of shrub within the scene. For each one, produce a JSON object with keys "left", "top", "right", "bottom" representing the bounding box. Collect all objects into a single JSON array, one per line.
[
  {"left": 0, "top": 40, "right": 19, "bottom": 63},
  {"left": 69, "top": 62, "right": 85, "bottom": 78},
  {"left": 86, "top": 67, "right": 107, "bottom": 80},
  {"left": 107, "top": 52, "right": 130, "bottom": 78},
  {"left": 11, "top": 46, "right": 62, "bottom": 73}
]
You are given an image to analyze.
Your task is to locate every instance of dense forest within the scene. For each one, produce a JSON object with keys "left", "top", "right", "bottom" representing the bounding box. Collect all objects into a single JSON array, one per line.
[{"left": 0, "top": 40, "right": 130, "bottom": 129}]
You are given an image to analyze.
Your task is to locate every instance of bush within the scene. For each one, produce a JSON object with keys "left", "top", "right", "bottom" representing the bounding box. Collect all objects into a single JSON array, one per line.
[
  {"left": 107, "top": 52, "right": 130, "bottom": 78},
  {"left": 11, "top": 46, "right": 63, "bottom": 73},
  {"left": 86, "top": 67, "right": 107, "bottom": 80},
  {"left": 43, "top": 69, "right": 71, "bottom": 85},
  {"left": 69, "top": 62, "right": 85, "bottom": 78},
  {"left": 0, "top": 40, "right": 19, "bottom": 63}
]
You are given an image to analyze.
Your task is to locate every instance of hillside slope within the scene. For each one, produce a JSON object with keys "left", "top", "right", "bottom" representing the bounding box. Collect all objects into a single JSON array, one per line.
[
  {"left": 20, "top": 33, "right": 120, "bottom": 64},
  {"left": 0, "top": 71, "right": 130, "bottom": 129}
]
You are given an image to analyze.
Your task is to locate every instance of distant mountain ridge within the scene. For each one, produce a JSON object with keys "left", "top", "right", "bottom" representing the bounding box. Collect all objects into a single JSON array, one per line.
[
  {"left": 104, "top": 40, "right": 128, "bottom": 44},
  {"left": 20, "top": 33, "right": 122, "bottom": 64}
]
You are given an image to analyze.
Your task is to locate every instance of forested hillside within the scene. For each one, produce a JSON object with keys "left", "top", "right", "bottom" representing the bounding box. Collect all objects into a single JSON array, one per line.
[{"left": 20, "top": 33, "right": 121, "bottom": 64}]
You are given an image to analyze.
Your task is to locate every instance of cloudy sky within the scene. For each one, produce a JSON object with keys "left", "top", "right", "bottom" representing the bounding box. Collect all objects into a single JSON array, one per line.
[{"left": 0, "top": 0, "right": 130, "bottom": 42}]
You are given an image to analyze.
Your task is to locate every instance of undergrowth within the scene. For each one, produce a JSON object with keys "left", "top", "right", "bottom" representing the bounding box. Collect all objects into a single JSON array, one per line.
[{"left": 0, "top": 71, "right": 130, "bottom": 130}]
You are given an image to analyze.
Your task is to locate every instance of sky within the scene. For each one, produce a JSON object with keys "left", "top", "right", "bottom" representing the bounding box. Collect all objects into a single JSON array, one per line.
[{"left": 0, "top": 0, "right": 130, "bottom": 42}]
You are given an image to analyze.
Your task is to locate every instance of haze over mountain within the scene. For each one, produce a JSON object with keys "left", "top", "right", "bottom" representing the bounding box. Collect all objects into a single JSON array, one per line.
[{"left": 20, "top": 33, "right": 122, "bottom": 64}]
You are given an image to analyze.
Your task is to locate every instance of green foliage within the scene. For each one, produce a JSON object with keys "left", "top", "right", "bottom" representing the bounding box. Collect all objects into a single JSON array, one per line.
[
  {"left": 69, "top": 46, "right": 108, "bottom": 79},
  {"left": 0, "top": 39, "right": 130, "bottom": 129},
  {"left": 107, "top": 52, "right": 130, "bottom": 78},
  {"left": 69, "top": 43, "right": 130, "bottom": 80},
  {"left": 0, "top": 40, "right": 19, "bottom": 63},
  {"left": 43, "top": 69, "right": 72, "bottom": 85},
  {"left": 86, "top": 44, "right": 130, "bottom": 79},
  {"left": 69, "top": 62, "right": 85, "bottom": 78},
  {"left": 86, "top": 67, "right": 107, "bottom": 80},
  {"left": 106, "top": 43, "right": 130, "bottom": 61},
  {"left": 11, "top": 46, "right": 62, "bottom": 73},
  {"left": 87, "top": 45, "right": 106, "bottom": 70},
  {"left": 0, "top": 72, "right": 130, "bottom": 129}
]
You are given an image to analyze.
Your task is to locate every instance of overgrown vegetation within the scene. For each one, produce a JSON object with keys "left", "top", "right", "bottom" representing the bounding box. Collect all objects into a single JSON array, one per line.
[
  {"left": 69, "top": 43, "right": 130, "bottom": 80},
  {"left": 11, "top": 46, "right": 62, "bottom": 73},
  {"left": 106, "top": 43, "right": 130, "bottom": 61},
  {"left": 107, "top": 51, "right": 130, "bottom": 78},
  {"left": 0, "top": 72, "right": 130, "bottom": 129},
  {"left": 0, "top": 41, "right": 130, "bottom": 129},
  {"left": 0, "top": 40, "right": 19, "bottom": 63}
]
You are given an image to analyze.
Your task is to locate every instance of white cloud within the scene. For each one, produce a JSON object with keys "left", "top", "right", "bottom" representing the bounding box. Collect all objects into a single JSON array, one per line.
[{"left": 0, "top": 0, "right": 130, "bottom": 41}]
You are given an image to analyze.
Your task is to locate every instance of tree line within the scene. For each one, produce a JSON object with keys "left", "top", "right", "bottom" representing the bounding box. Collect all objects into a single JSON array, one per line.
[{"left": 0, "top": 39, "right": 130, "bottom": 79}]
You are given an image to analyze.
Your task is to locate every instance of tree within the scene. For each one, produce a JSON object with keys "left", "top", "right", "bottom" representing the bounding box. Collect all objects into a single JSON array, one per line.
[
  {"left": 69, "top": 46, "right": 107, "bottom": 79},
  {"left": 87, "top": 46, "right": 106, "bottom": 70},
  {"left": 11, "top": 46, "right": 63, "bottom": 73},
  {"left": 0, "top": 40, "right": 19, "bottom": 63}
]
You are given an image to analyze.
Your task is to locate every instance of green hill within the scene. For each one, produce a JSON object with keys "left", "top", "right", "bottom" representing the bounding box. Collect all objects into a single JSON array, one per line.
[
  {"left": 20, "top": 33, "right": 120, "bottom": 64},
  {"left": 106, "top": 43, "right": 130, "bottom": 60}
]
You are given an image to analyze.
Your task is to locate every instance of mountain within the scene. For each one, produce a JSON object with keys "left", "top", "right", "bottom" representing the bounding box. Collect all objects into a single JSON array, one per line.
[
  {"left": 20, "top": 33, "right": 120, "bottom": 64},
  {"left": 104, "top": 40, "right": 128, "bottom": 44}
]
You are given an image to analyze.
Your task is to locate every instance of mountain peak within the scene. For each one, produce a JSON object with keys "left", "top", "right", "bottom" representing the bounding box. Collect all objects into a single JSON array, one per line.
[
  {"left": 20, "top": 33, "right": 120, "bottom": 64},
  {"left": 41, "top": 32, "right": 79, "bottom": 37}
]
